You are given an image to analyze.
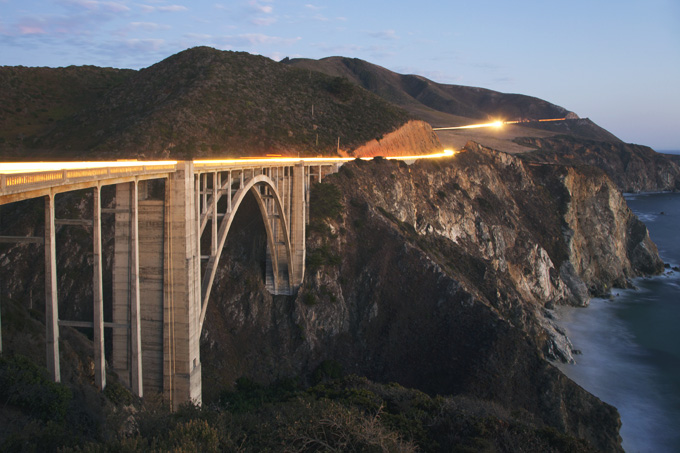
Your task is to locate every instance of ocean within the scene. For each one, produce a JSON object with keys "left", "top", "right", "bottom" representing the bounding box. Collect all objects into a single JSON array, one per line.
[{"left": 556, "top": 191, "right": 680, "bottom": 453}]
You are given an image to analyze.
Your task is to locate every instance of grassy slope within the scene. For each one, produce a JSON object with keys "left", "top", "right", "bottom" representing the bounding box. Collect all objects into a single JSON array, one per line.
[
  {"left": 0, "top": 65, "right": 134, "bottom": 158},
  {"left": 0, "top": 48, "right": 411, "bottom": 160}
]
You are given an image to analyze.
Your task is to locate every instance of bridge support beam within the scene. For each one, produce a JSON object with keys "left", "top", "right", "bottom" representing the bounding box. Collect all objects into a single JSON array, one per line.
[
  {"left": 45, "top": 192, "right": 60, "bottom": 383},
  {"left": 164, "top": 161, "right": 202, "bottom": 409},
  {"left": 93, "top": 185, "right": 105, "bottom": 391},
  {"left": 290, "top": 163, "right": 306, "bottom": 287},
  {"left": 112, "top": 182, "right": 143, "bottom": 397}
]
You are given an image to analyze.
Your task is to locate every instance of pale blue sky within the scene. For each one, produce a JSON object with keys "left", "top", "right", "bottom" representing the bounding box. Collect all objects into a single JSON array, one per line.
[{"left": 1, "top": 0, "right": 678, "bottom": 149}]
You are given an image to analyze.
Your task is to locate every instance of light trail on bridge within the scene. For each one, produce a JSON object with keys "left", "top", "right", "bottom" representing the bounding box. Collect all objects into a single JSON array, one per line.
[
  {"left": 0, "top": 150, "right": 455, "bottom": 175},
  {"left": 194, "top": 149, "right": 454, "bottom": 166},
  {"left": 0, "top": 160, "right": 179, "bottom": 174},
  {"left": 432, "top": 118, "right": 567, "bottom": 131}
]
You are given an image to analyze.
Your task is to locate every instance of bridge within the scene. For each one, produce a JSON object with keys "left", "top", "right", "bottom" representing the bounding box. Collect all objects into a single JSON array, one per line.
[{"left": 0, "top": 150, "right": 453, "bottom": 408}]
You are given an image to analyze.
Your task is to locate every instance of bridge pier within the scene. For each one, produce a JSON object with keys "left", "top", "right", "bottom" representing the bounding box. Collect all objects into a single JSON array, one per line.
[
  {"left": 45, "top": 192, "right": 60, "bottom": 383},
  {"left": 112, "top": 181, "right": 143, "bottom": 396},
  {"left": 163, "top": 162, "right": 202, "bottom": 408},
  {"left": 93, "top": 185, "right": 105, "bottom": 391},
  {"left": 290, "top": 163, "right": 306, "bottom": 286}
]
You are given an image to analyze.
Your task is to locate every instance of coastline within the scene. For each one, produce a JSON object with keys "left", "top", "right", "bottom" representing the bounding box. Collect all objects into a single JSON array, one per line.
[{"left": 556, "top": 191, "right": 680, "bottom": 452}]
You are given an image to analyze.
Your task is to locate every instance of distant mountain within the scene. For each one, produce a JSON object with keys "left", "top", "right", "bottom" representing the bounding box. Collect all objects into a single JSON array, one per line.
[
  {"left": 283, "top": 56, "right": 620, "bottom": 144},
  {"left": 0, "top": 47, "right": 410, "bottom": 160}
]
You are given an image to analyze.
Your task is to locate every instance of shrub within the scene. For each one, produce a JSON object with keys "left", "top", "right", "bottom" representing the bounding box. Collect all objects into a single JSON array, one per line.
[
  {"left": 306, "top": 243, "right": 341, "bottom": 270},
  {"left": 311, "top": 360, "right": 344, "bottom": 384},
  {"left": 103, "top": 380, "right": 136, "bottom": 406},
  {"left": 303, "top": 292, "right": 317, "bottom": 306},
  {"left": 158, "top": 419, "right": 220, "bottom": 453},
  {"left": 0, "top": 354, "right": 72, "bottom": 422},
  {"left": 310, "top": 182, "right": 343, "bottom": 221}
]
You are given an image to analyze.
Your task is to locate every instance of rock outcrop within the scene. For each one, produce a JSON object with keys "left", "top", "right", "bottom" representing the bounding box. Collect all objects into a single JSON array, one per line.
[{"left": 519, "top": 136, "right": 680, "bottom": 192}]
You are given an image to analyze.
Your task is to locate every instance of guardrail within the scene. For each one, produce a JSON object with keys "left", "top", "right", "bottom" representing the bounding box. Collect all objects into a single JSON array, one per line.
[{"left": 0, "top": 163, "right": 178, "bottom": 198}]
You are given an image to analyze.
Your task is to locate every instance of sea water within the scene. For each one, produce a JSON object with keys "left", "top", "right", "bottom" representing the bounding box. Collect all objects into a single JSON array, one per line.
[{"left": 556, "top": 191, "right": 680, "bottom": 453}]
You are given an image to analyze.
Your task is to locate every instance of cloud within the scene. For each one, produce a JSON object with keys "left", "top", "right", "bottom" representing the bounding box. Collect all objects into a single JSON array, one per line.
[
  {"left": 184, "top": 32, "right": 213, "bottom": 40},
  {"left": 66, "top": 0, "right": 130, "bottom": 12},
  {"left": 227, "top": 33, "right": 300, "bottom": 46},
  {"left": 182, "top": 32, "right": 301, "bottom": 49},
  {"left": 18, "top": 24, "right": 47, "bottom": 35},
  {"left": 157, "top": 5, "right": 187, "bottom": 12},
  {"left": 125, "top": 37, "right": 165, "bottom": 51},
  {"left": 129, "top": 21, "right": 170, "bottom": 31},
  {"left": 311, "top": 14, "right": 328, "bottom": 22},
  {"left": 305, "top": 4, "right": 322, "bottom": 10},
  {"left": 252, "top": 17, "right": 277, "bottom": 26},
  {"left": 249, "top": 0, "right": 273, "bottom": 14},
  {"left": 139, "top": 4, "right": 188, "bottom": 13},
  {"left": 315, "top": 43, "right": 363, "bottom": 54},
  {"left": 369, "top": 30, "right": 398, "bottom": 40}
]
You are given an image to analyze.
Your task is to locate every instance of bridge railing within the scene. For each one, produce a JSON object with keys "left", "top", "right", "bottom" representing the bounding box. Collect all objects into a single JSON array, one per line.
[{"left": 0, "top": 162, "right": 178, "bottom": 202}]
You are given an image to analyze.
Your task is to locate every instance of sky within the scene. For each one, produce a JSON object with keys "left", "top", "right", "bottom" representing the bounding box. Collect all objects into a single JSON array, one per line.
[{"left": 1, "top": 0, "right": 679, "bottom": 150}]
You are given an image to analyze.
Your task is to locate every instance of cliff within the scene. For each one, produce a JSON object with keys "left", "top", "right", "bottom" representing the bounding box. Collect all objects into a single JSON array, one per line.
[
  {"left": 199, "top": 144, "right": 662, "bottom": 451},
  {"left": 518, "top": 136, "right": 680, "bottom": 192}
]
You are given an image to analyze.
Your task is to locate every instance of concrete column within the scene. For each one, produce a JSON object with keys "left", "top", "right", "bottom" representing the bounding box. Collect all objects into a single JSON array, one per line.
[
  {"left": 227, "top": 172, "right": 232, "bottom": 213},
  {"left": 112, "top": 184, "right": 130, "bottom": 386},
  {"left": 45, "top": 193, "right": 60, "bottom": 382},
  {"left": 286, "top": 167, "right": 292, "bottom": 233},
  {"left": 138, "top": 199, "right": 165, "bottom": 395},
  {"left": 305, "top": 166, "right": 311, "bottom": 225},
  {"left": 0, "top": 275, "right": 3, "bottom": 354},
  {"left": 112, "top": 182, "right": 143, "bottom": 397},
  {"left": 290, "top": 163, "right": 306, "bottom": 287},
  {"left": 130, "top": 181, "right": 143, "bottom": 397},
  {"left": 164, "top": 161, "right": 202, "bottom": 409},
  {"left": 211, "top": 172, "right": 218, "bottom": 256},
  {"left": 202, "top": 174, "right": 208, "bottom": 217},
  {"left": 93, "top": 186, "right": 105, "bottom": 390}
]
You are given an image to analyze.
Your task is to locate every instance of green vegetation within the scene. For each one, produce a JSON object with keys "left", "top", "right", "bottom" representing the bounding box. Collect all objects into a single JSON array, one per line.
[
  {"left": 0, "top": 47, "right": 412, "bottom": 159},
  {"left": 0, "top": 336, "right": 597, "bottom": 452},
  {"left": 306, "top": 243, "right": 341, "bottom": 270},
  {"left": 0, "top": 354, "right": 72, "bottom": 422},
  {"left": 309, "top": 181, "right": 343, "bottom": 221}
]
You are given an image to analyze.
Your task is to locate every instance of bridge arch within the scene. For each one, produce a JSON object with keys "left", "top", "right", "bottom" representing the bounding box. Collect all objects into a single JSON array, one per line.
[{"left": 198, "top": 174, "right": 294, "bottom": 331}]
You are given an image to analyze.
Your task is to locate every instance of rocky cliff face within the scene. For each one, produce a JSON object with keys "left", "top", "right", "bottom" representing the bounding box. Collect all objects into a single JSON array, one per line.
[
  {"left": 519, "top": 136, "right": 680, "bottom": 192},
  {"left": 199, "top": 144, "right": 662, "bottom": 452}
]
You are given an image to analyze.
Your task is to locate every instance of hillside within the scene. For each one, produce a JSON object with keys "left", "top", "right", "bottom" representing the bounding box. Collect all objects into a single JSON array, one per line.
[
  {"left": 284, "top": 56, "right": 621, "bottom": 152},
  {"left": 0, "top": 48, "right": 411, "bottom": 160},
  {"left": 0, "top": 65, "right": 134, "bottom": 158}
]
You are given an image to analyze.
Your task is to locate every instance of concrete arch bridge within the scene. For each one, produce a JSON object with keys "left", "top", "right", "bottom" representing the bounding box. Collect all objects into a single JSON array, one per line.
[{"left": 0, "top": 150, "right": 453, "bottom": 407}]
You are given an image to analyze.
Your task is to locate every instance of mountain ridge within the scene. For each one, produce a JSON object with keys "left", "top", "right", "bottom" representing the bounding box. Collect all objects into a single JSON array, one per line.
[{"left": 284, "top": 56, "right": 621, "bottom": 144}]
